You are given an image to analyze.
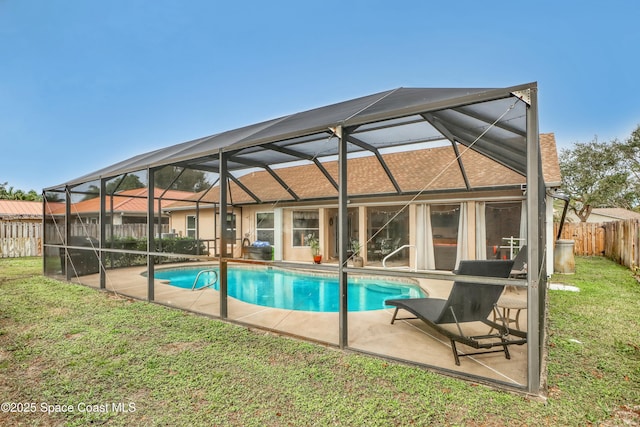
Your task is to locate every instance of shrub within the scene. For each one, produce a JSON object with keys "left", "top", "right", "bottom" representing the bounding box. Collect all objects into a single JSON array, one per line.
[{"left": 105, "top": 237, "right": 208, "bottom": 268}]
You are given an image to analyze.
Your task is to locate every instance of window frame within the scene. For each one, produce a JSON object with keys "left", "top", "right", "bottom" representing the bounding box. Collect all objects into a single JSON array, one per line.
[
  {"left": 186, "top": 215, "right": 196, "bottom": 238},
  {"left": 291, "top": 210, "right": 319, "bottom": 247},
  {"left": 256, "top": 211, "right": 275, "bottom": 244}
]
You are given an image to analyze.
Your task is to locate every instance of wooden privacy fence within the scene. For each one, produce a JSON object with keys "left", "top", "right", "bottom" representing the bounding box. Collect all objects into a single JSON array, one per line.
[
  {"left": 0, "top": 221, "right": 42, "bottom": 258},
  {"left": 602, "top": 219, "right": 640, "bottom": 271},
  {"left": 44, "top": 223, "right": 170, "bottom": 243},
  {"left": 2, "top": 222, "right": 170, "bottom": 258},
  {"left": 554, "top": 219, "right": 640, "bottom": 271},
  {"left": 68, "top": 223, "right": 168, "bottom": 240},
  {"left": 554, "top": 222, "right": 606, "bottom": 256}
]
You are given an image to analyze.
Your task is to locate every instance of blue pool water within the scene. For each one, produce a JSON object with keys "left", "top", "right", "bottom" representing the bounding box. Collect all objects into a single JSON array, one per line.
[{"left": 153, "top": 266, "right": 425, "bottom": 312}]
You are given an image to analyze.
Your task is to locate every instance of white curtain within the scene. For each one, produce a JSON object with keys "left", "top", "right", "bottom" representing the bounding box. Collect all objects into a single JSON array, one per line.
[
  {"left": 475, "top": 201, "right": 487, "bottom": 260},
  {"left": 424, "top": 205, "right": 436, "bottom": 270},
  {"left": 415, "top": 205, "right": 425, "bottom": 270},
  {"left": 519, "top": 200, "right": 527, "bottom": 246},
  {"left": 455, "top": 202, "right": 468, "bottom": 270}
]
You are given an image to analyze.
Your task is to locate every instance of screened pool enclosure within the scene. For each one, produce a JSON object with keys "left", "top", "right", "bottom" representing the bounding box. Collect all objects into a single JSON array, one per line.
[{"left": 44, "top": 83, "right": 553, "bottom": 395}]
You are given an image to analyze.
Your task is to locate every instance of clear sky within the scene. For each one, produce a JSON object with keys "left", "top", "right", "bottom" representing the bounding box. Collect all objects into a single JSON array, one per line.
[{"left": 1, "top": 0, "right": 638, "bottom": 192}]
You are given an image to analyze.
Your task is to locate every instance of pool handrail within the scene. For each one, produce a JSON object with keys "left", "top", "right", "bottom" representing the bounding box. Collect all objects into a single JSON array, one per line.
[
  {"left": 382, "top": 244, "right": 416, "bottom": 271},
  {"left": 191, "top": 269, "right": 219, "bottom": 291}
]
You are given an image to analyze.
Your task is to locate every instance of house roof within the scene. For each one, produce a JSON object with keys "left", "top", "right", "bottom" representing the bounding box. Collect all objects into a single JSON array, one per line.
[
  {"left": 591, "top": 208, "right": 640, "bottom": 221},
  {"left": 0, "top": 200, "right": 43, "bottom": 219},
  {"left": 540, "top": 133, "right": 561, "bottom": 186},
  {"left": 47, "top": 188, "right": 195, "bottom": 215},
  {"left": 49, "top": 83, "right": 539, "bottom": 194},
  {"left": 165, "top": 133, "right": 560, "bottom": 208}
]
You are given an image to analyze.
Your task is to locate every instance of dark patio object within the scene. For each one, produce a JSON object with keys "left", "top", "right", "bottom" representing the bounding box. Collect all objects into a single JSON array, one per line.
[
  {"left": 242, "top": 240, "right": 273, "bottom": 260},
  {"left": 385, "top": 259, "right": 527, "bottom": 365},
  {"left": 60, "top": 236, "right": 100, "bottom": 276}
]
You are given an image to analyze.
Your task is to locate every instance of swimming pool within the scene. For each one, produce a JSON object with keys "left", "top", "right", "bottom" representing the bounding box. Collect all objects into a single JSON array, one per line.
[{"left": 153, "top": 266, "right": 426, "bottom": 312}]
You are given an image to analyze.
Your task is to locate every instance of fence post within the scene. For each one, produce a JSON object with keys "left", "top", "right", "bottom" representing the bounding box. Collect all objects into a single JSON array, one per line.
[{"left": 0, "top": 220, "right": 42, "bottom": 258}]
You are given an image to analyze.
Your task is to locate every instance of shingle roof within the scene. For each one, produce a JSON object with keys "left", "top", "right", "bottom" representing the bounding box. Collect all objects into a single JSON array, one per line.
[
  {"left": 592, "top": 208, "right": 640, "bottom": 220},
  {"left": 166, "top": 133, "right": 559, "bottom": 207},
  {"left": 540, "top": 133, "right": 561, "bottom": 185}
]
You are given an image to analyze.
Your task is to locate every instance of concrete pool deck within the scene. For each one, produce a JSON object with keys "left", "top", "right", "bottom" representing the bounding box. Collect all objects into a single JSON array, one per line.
[{"left": 66, "top": 262, "right": 529, "bottom": 388}]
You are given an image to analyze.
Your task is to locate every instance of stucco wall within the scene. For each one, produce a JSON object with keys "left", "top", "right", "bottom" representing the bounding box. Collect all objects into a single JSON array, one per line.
[{"left": 167, "top": 190, "right": 534, "bottom": 268}]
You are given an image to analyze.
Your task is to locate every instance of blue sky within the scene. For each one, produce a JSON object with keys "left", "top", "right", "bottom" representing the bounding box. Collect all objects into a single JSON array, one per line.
[{"left": 1, "top": 1, "right": 638, "bottom": 192}]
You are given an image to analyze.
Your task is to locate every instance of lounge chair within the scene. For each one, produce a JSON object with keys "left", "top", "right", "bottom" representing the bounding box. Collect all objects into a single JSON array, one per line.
[
  {"left": 385, "top": 259, "right": 527, "bottom": 365},
  {"left": 509, "top": 245, "right": 528, "bottom": 278}
]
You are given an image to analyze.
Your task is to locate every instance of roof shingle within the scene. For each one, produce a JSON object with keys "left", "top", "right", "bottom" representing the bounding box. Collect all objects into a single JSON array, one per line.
[{"left": 166, "top": 133, "right": 560, "bottom": 207}]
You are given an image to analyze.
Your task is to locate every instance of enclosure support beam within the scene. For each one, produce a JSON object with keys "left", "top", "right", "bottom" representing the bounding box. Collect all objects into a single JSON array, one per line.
[
  {"left": 451, "top": 106, "right": 527, "bottom": 137},
  {"left": 99, "top": 178, "right": 106, "bottom": 289},
  {"left": 263, "top": 142, "right": 339, "bottom": 190},
  {"left": 147, "top": 168, "right": 156, "bottom": 301},
  {"left": 219, "top": 149, "right": 229, "bottom": 318},
  {"left": 525, "top": 85, "right": 541, "bottom": 395},
  {"left": 228, "top": 173, "right": 262, "bottom": 204},
  {"left": 64, "top": 186, "right": 71, "bottom": 281},
  {"left": 228, "top": 156, "right": 301, "bottom": 201},
  {"left": 195, "top": 202, "right": 201, "bottom": 255},
  {"left": 338, "top": 125, "right": 349, "bottom": 349},
  {"left": 422, "top": 113, "right": 471, "bottom": 190},
  {"left": 346, "top": 135, "right": 402, "bottom": 194}
]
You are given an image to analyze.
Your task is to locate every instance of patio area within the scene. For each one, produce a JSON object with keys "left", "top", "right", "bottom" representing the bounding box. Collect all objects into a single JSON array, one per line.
[{"left": 71, "top": 262, "right": 528, "bottom": 388}]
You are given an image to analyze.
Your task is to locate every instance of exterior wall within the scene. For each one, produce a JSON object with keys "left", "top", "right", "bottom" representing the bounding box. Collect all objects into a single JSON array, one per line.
[
  {"left": 466, "top": 200, "right": 477, "bottom": 260},
  {"left": 546, "top": 194, "right": 555, "bottom": 275},
  {"left": 167, "top": 189, "right": 540, "bottom": 268},
  {"left": 168, "top": 208, "right": 216, "bottom": 240},
  {"left": 168, "top": 207, "right": 243, "bottom": 257},
  {"left": 282, "top": 208, "right": 325, "bottom": 262},
  {"left": 169, "top": 210, "right": 192, "bottom": 237}
]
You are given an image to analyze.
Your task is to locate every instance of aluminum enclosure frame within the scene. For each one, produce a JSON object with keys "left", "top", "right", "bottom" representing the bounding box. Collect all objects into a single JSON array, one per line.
[{"left": 43, "top": 82, "right": 547, "bottom": 395}]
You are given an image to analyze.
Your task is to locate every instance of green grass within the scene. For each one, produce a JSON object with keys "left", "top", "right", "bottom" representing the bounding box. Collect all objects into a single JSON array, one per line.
[{"left": 0, "top": 257, "right": 639, "bottom": 426}]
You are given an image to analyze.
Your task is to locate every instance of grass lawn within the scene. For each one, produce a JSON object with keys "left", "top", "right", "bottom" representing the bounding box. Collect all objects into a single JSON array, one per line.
[{"left": 0, "top": 256, "right": 638, "bottom": 426}]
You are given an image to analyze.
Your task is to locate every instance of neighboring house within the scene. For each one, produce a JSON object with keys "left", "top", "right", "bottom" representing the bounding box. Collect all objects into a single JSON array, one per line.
[
  {"left": 566, "top": 207, "right": 640, "bottom": 223},
  {"left": 164, "top": 133, "right": 561, "bottom": 271},
  {"left": 0, "top": 200, "right": 46, "bottom": 258},
  {"left": 48, "top": 188, "right": 195, "bottom": 226},
  {"left": 44, "top": 188, "right": 196, "bottom": 242},
  {"left": 0, "top": 200, "right": 43, "bottom": 222}
]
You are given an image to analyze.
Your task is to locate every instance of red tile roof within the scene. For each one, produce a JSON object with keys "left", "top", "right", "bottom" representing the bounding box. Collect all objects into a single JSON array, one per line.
[
  {"left": 0, "top": 200, "right": 43, "bottom": 219},
  {"left": 47, "top": 188, "right": 196, "bottom": 215}
]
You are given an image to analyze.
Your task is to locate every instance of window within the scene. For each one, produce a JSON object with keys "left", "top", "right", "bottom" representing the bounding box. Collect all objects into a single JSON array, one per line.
[
  {"left": 186, "top": 215, "right": 196, "bottom": 238},
  {"left": 430, "top": 204, "right": 460, "bottom": 270},
  {"left": 224, "top": 213, "right": 236, "bottom": 239},
  {"left": 292, "top": 210, "right": 319, "bottom": 246},
  {"left": 366, "top": 206, "right": 409, "bottom": 264},
  {"left": 256, "top": 212, "right": 274, "bottom": 244},
  {"left": 485, "top": 202, "right": 522, "bottom": 259}
]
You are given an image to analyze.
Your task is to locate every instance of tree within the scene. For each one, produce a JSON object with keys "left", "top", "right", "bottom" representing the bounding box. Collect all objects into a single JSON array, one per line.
[
  {"left": 106, "top": 174, "right": 145, "bottom": 194},
  {"left": 0, "top": 182, "right": 42, "bottom": 201},
  {"left": 559, "top": 132, "right": 638, "bottom": 222},
  {"left": 154, "top": 166, "right": 210, "bottom": 193},
  {"left": 612, "top": 124, "right": 640, "bottom": 210}
]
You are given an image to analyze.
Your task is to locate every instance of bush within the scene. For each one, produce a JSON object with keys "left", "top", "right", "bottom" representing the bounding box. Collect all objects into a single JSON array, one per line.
[{"left": 105, "top": 236, "right": 208, "bottom": 268}]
